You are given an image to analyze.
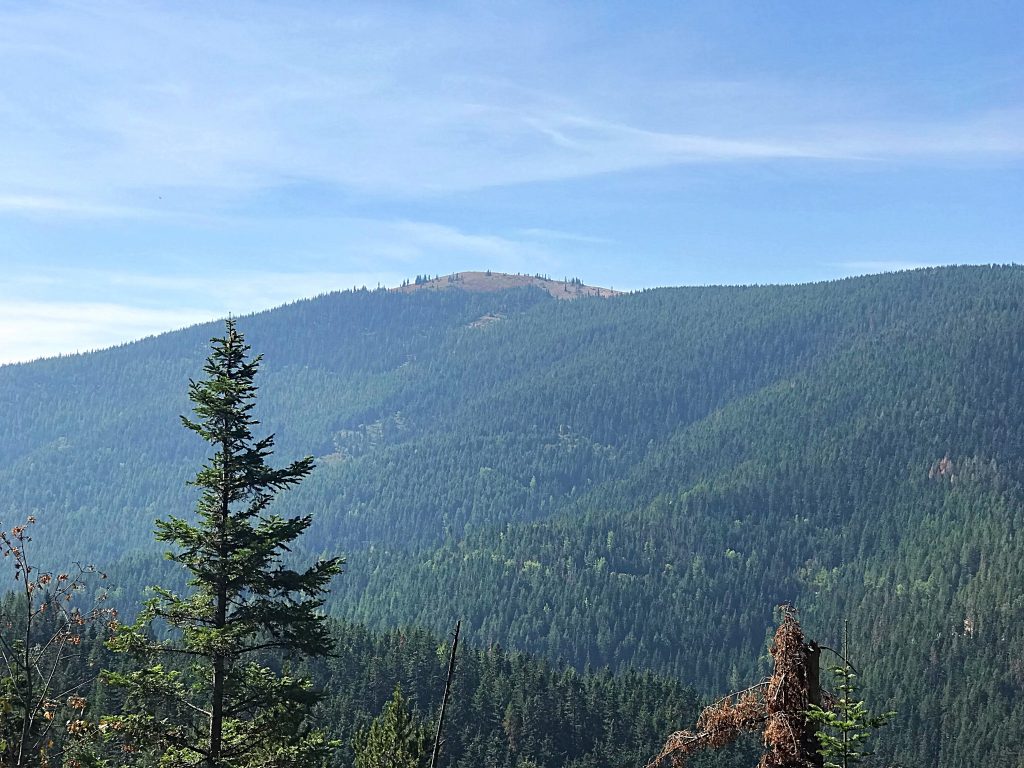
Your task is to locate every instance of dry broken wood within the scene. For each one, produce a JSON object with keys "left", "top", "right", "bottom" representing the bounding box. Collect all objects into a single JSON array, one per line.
[{"left": 645, "top": 607, "right": 824, "bottom": 768}]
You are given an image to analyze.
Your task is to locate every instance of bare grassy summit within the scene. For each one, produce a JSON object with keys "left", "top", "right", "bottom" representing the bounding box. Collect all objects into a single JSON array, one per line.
[{"left": 391, "top": 271, "right": 621, "bottom": 300}]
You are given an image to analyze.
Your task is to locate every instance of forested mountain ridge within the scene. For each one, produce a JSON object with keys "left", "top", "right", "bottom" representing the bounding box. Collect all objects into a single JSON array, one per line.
[{"left": 2, "top": 265, "right": 1023, "bottom": 766}]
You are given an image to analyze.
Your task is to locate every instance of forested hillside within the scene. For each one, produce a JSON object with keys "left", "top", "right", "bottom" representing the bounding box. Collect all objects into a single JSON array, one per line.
[
  {"left": 309, "top": 621, "right": 759, "bottom": 768},
  {"left": 2, "top": 266, "right": 1023, "bottom": 766},
  {"left": 5, "top": 606, "right": 749, "bottom": 768}
]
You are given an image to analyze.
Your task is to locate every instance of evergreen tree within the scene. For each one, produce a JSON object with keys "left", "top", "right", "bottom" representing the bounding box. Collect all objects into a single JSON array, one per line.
[
  {"left": 352, "top": 686, "right": 431, "bottom": 768},
  {"left": 806, "top": 663, "right": 894, "bottom": 768},
  {"left": 104, "top": 319, "right": 342, "bottom": 767},
  {"left": 806, "top": 623, "right": 894, "bottom": 768}
]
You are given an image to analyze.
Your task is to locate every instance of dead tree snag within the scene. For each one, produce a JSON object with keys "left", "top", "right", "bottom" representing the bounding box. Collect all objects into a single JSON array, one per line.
[{"left": 646, "top": 607, "right": 825, "bottom": 768}]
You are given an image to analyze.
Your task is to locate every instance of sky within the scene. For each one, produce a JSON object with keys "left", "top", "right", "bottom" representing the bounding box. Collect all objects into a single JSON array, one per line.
[{"left": 1, "top": 1, "right": 1022, "bottom": 363}]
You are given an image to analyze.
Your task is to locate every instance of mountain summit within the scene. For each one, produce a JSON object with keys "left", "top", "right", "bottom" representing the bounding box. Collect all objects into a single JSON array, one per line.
[{"left": 391, "top": 270, "right": 621, "bottom": 299}]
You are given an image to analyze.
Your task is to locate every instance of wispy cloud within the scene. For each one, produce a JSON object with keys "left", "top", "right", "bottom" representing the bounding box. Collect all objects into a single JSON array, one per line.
[
  {"left": 0, "top": 301, "right": 217, "bottom": 365},
  {"left": 517, "top": 228, "right": 614, "bottom": 246},
  {"left": 99, "top": 270, "right": 399, "bottom": 308},
  {"left": 2, "top": 2, "right": 1021, "bottom": 218},
  {"left": 798, "top": 109, "right": 1024, "bottom": 161},
  {"left": 0, "top": 214, "right": 568, "bottom": 362},
  {"left": 0, "top": 194, "right": 154, "bottom": 218},
  {"left": 387, "top": 221, "right": 525, "bottom": 259}
]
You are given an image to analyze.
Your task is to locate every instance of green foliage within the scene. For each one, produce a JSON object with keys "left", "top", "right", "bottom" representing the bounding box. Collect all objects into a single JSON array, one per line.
[
  {"left": 352, "top": 685, "right": 430, "bottom": 768},
  {"left": 310, "top": 621, "right": 744, "bottom": 768},
  {"left": 85, "top": 617, "right": 714, "bottom": 768},
  {"left": 3, "top": 267, "right": 1024, "bottom": 765},
  {"left": 807, "top": 663, "right": 895, "bottom": 768},
  {"left": 102, "top": 319, "right": 342, "bottom": 767}
]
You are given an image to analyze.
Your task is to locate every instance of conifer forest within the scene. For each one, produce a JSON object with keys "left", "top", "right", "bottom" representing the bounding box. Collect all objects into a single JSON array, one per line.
[{"left": 2, "top": 265, "right": 1024, "bottom": 767}]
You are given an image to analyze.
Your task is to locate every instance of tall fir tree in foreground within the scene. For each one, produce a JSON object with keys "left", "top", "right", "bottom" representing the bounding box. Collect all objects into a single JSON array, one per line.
[{"left": 104, "top": 319, "right": 342, "bottom": 767}]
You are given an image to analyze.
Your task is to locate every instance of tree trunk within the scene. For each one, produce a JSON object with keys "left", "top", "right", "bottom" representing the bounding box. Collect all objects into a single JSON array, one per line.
[{"left": 430, "top": 620, "right": 460, "bottom": 768}]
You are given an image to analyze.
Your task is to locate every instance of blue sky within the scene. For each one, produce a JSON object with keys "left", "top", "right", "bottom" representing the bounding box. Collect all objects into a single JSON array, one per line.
[{"left": 1, "top": 1, "right": 1022, "bottom": 363}]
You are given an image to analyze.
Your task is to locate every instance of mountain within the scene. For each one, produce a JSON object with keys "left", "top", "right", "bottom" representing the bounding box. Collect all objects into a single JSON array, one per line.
[{"left": 1, "top": 265, "right": 1023, "bottom": 766}]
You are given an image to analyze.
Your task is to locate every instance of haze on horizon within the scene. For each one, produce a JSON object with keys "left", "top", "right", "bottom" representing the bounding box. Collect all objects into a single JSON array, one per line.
[{"left": 1, "top": 1, "right": 1021, "bottom": 364}]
